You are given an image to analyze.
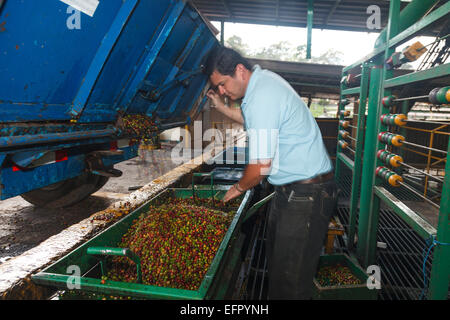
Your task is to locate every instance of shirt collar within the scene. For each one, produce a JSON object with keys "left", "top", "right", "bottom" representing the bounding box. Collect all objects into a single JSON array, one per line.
[{"left": 241, "top": 64, "right": 261, "bottom": 111}]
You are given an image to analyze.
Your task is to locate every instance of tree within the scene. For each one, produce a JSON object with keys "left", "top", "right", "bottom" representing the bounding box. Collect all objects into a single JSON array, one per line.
[
  {"left": 252, "top": 41, "right": 296, "bottom": 61},
  {"left": 293, "top": 45, "right": 344, "bottom": 64},
  {"left": 310, "top": 49, "right": 344, "bottom": 65},
  {"left": 225, "top": 35, "right": 250, "bottom": 56},
  {"left": 292, "top": 44, "right": 307, "bottom": 62},
  {"left": 224, "top": 35, "right": 344, "bottom": 65}
]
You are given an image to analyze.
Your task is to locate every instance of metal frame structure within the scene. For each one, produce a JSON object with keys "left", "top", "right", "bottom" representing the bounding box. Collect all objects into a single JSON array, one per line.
[
  {"left": 335, "top": 0, "right": 449, "bottom": 299},
  {"left": 192, "top": 0, "right": 443, "bottom": 60}
]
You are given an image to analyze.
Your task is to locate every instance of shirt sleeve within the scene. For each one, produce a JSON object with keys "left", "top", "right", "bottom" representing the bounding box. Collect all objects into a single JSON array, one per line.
[{"left": 244, "top": 86, "right": 281, "bottom": 161}]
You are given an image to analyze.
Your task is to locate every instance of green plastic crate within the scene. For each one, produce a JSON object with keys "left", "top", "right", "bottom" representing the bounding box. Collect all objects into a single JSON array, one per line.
[
  {"left": 32, "top": 187, "right": 252, "bottom": 300},
  {"left": 312, "top": 254, "right": 378, "bottom": 300}
]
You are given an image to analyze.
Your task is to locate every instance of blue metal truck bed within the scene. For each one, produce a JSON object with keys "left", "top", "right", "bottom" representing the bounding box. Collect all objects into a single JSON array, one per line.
[{"left": 0, "top": 0, "right": 218, "bottom": 206}]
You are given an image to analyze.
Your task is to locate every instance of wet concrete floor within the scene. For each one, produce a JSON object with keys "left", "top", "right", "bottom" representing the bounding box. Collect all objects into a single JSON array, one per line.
[{"left": 0, "top": 145, "right": 179, "bottom": 265}]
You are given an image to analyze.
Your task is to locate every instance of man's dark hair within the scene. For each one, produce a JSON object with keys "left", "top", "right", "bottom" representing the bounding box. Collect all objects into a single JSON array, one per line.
[{"left": 204, "top": 46, "right": 253, "bottom": 77}]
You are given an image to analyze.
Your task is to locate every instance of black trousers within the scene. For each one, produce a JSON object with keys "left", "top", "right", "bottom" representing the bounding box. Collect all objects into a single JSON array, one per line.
[{"left": 266, "top": 179, "right": 338, "bottom": 299}]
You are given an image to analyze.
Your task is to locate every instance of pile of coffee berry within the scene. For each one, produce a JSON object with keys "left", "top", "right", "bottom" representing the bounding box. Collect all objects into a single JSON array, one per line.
[
  {"left": 105, "top": 197, "right": 241, "bottom": 291},
  {"left": 122, "top": 114, "right": 159, "bottom": 144},
  {"left": 316, "top": 264, "right": 362, "bottom": 286}
]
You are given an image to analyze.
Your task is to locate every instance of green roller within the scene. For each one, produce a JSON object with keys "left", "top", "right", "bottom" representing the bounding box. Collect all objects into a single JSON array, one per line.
[
  {"left": 429, "top": 86, "right": 450, "bottom": 105},
  {"left": 338, "top": 140, "right": 349, "bottom": 149},
  {"left": 339, "top": 130, "right": 350, "bottom": 139},
  {"left": 382, "top": 95, "right": 396, "bottom": 107},
  {"left": 378, "top": 132, "right": 404, "bottom": 147},
  {"left": 375, "top": 166, "right": 403, "bottom": 187},
  {"left": 377, "top": 150, "right": 403, "bottom": 167},
  {"left": 381, "top": 114, "right": 407, "bottom": 126},
  {"left": 339, "top": 120, "right": 350, "bottom": 128}
]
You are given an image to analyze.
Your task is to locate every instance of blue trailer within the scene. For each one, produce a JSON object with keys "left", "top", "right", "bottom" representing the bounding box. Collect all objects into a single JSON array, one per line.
[{"left": 0, "top": 0, "right": 218, "bottom": 207}]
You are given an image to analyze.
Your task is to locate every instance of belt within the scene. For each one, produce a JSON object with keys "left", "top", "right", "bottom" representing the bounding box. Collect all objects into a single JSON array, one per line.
[{"left": 285, "top": 171, "right": 334, "bottom": 186}]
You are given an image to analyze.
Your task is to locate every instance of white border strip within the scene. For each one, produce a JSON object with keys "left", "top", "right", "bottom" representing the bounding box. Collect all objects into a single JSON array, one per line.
[{"left": 60, "top": 0, "right": 99, "bottom": 17}]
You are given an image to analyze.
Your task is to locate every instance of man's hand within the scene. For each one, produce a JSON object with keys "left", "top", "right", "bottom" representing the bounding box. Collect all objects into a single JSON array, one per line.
[
  {"left": 223, "top": 184, "right": 243, "bottom": 202},
  {"left": 206, "top": 89, "right": 244, "bottom": 124},
  {"left": 206, "top": 89, "right": 225, "bottom": 108},
  {"left": 222, "top": 160, "right": 272, "bottom": 203}
]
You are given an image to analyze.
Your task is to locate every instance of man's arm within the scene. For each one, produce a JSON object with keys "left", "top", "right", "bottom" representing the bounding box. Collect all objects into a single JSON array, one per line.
[
  {"left": 207, "top": 89, "right": 244, "bottom": 125},
  {"left": 223, "top": 160, "right": 271, "bottom": 202}
]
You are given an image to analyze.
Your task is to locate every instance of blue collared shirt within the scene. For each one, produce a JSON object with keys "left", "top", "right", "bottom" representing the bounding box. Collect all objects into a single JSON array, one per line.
[{"left": 241, "top": 65, "right": 333, "bottom": 185}]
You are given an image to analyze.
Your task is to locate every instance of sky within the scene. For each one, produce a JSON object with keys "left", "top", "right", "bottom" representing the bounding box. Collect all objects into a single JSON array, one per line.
[{"left": 211, "top": 21, "right": 432, "bottom": 66}]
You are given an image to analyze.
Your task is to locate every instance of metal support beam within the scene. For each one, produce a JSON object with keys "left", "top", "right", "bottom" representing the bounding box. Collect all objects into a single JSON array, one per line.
[
  {"left": 306, "top": 0, "right": 313, "bottom": 59},
  {"left": 375, "top": 0, "right": 441, "bottom": 48},
  {"left": 358, "top": 0, "right": 401, "bottom": 268},
  {"left": 221, "top": 0, "right": 233, "bottom": 19},
  {"left": 384, "top": 63, "right": 450, "bottom": 88},
  {"left": 275, "top": 0, "right": 280, "bottom": 24},
  {"left": 220, "top": 20, "right": 224, "bottom": 45},
  {"left": 373, "top": 186, "right": 436, "bottom": 239},
  {"left": 337, "top": 152, "right": 354, "bottom": 171},
  {"left": 355, "top": 62, "right": 383, "bottom": 266},
  {"left": 344, "top": 0, "right": 449, "bottom": 73},
  {"left": 428, "top": 140, "right": 450, "bottom": 300},
  {"left": 341, "top": 87, "right": 361, "bottom": 95},
  {"left": 334, "top": 70, "right": 347, "bottom": 183},
  {"left": 324, "top": 0, "right": 342, "bottom": 25},
  {"left": 347, "top": 63, "right": 370, "bottom": 251}
]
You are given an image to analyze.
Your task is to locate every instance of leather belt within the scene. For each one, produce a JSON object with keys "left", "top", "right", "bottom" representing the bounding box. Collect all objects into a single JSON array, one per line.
[{"left": 286, "top": 171, "right": 334, "bottom": 186}]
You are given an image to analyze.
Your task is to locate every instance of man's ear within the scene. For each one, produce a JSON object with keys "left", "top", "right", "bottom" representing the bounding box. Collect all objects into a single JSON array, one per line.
[{"left": 235, "top": 63, "right": 246, "bottom": 79}]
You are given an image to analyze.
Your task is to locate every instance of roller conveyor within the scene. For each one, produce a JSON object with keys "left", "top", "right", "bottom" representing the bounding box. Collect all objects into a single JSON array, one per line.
[{"left": 335, "top": 168, "right": 449, "bottom": 300}]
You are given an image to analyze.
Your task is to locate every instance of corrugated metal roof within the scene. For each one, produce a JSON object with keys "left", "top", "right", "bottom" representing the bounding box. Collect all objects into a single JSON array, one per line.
[
  {"left": 192, "top": 1, "right": 445, "bottom": 98},
  {"left": 191, "top": 0, "right": 402, "bottom": 33},
  {"left": 192, "top": 0, "right": 444, "bottom": 36}
]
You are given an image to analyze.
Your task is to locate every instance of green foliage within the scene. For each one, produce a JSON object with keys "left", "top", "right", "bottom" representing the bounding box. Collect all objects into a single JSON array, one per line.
[
  {"left": 225, "top": 35, "right": 344, "bottom": 65},
  {"left": 309, "top": 103, "right": 325, "bottom": 117},
  {"left": 311, "top": 48, "right": 344, "bottom": 65},
  {"left": 225, "top": 35, "right": 250, "bottom": 56},
  {"left": 252, "top": 41, "right": 297, "bottom": 61},
  {"left": 309, "top": 99, "right": 337, "bottom": 118},
  {"left": 317, "top": 99, "right": 329, "bottom": 107}
]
